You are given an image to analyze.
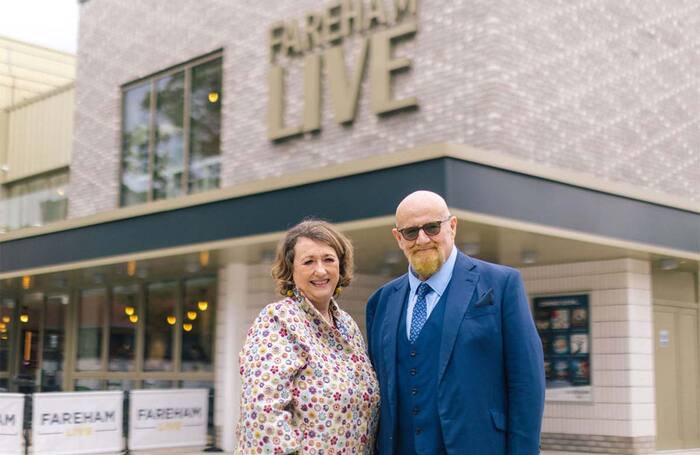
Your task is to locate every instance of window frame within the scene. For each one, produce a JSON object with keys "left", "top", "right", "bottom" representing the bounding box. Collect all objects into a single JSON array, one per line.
[
  {"left": 71, "top": 275, "right": 216, "bottom": 389},
  {"left": 118, "top": 51, "right": 223, "bottom": 207}
]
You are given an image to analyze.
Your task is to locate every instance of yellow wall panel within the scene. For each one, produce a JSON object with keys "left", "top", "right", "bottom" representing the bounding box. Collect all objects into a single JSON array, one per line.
[{"left": 5, "top": 86, "right": 73, "bottom": 181}]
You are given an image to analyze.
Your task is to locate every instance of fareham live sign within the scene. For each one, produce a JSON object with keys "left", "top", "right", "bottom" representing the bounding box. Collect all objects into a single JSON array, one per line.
[
  {"left": 128, "top": 388, "right": 209, "bottom": 450},
  {"left": 0, "top": 394, "right": 24, "bottom": 454},
  {"left": 32, "top": 391, "right": 123, "bottom": 455}
]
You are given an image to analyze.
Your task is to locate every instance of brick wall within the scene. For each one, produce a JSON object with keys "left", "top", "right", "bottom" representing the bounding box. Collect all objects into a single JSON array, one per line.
[
  {"left": 522, "top": 258, "right": 655, "bottom": 453},
  {"left": 70, "top": 0, "right": 700, "bottom": 218}
]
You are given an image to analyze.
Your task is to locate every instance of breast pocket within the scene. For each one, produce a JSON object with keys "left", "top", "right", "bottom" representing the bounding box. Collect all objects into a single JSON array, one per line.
[{"left": 464, "top": 289, "right": 496, "bottom": 319}]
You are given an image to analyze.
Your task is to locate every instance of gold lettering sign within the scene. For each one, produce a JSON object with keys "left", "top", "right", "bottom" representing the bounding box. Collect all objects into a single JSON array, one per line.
[{"left": 267, "top": 0, "right": 419, "bottom": 140}]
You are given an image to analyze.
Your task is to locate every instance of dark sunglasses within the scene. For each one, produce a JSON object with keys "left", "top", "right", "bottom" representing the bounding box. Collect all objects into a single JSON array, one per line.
[{"left": 396, "top": 217, "right": 452, "bottom": 241}]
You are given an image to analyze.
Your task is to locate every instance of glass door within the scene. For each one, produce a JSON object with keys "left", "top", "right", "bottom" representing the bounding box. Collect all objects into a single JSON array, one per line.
[
  {"left": 16, "top": 293, "right": 43, "bottom": 393},
  {"left": 41, "top": 294, "right": 68, "bottom": 391},
  {"left": 15, "top": 293, "right": 68, "bottom": 392}
]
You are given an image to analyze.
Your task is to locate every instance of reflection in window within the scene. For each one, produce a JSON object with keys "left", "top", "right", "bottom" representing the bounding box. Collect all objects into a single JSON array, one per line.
[
  {"left": 189, "top": 58, "right": 222, "bottom": 193},
  {"left": 0, "top": 298, "right": 15, "bottom": 372},
  {"left": 75, "top": 379, "right": 103, "bottom": 391},
  {"left": 120, "top": 54, "right": 222, "bottom": 207},
  {"left": 2, "top": 170, "right": 69, "bottom": 232},
  {"left": 106, "top": 379, "right": 133, "bottom": 391},
  {"left": 42, "top": 294, "right": 67, "bottom": 391},
  {"left": 109, "top": 286, "right": 138, "bottom": 372},
  {"left": 145, "top": 282, "right": 177, "bottom": 371},
  {"left": 143, "top": 379, "right": 173, "bottom": 389},
  {"left": 182, "top": 278, "right": 215, "bottom": 372},
  {"left": 153, "top": 72, "right": 185, "bottom": 200},
  {"left": 121, "top": 82, "right": 152, "bottom": 206},
  {"left": 77, "top": 289, "right": 105, "bottom": 371}
]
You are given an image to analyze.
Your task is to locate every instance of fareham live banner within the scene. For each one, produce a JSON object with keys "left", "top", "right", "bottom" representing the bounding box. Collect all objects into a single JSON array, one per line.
[
  {"left": 32, "top": 391, "right": 123, "bottom": 455},
  {"left": 128, "top": 388, "right": 208, "bottom": 450},
  {"left": 0, "top": 393, "right": 24, "bottom": 454}
]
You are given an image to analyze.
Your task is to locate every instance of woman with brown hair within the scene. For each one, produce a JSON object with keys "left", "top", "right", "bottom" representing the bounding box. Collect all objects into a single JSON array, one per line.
[{"left": 237, "top": 219, "right": 379, "bottom": 454}]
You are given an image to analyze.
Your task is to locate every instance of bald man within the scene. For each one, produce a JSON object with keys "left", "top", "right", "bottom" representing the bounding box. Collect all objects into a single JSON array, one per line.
[{"left": 366, "top": 191, "right": 545, "bottom": 455}]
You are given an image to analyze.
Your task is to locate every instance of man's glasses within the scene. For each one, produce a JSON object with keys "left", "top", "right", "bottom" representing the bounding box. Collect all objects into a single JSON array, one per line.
[{"left": 396, "top": 217, "right": 451, "bottom": 241}]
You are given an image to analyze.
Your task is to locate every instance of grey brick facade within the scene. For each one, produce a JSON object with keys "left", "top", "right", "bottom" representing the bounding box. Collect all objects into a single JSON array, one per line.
[{"left": 70, "top": 0, "right": 700, "bottom": 218}]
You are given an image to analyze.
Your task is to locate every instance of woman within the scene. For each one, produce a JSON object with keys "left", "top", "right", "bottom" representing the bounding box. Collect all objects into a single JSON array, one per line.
[{"left": 237, "top": 220, "right": 379, "bottom": 454}]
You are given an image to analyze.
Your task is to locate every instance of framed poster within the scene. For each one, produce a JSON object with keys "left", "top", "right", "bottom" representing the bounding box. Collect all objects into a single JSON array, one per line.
[{"left": 534, "top": 294, "right": 592, "bottom": 402}]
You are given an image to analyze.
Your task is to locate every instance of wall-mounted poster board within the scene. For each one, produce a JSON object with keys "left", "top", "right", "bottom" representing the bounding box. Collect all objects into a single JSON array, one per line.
[{"left": 534, "top": 294, "right": 592, "bottom": 402}]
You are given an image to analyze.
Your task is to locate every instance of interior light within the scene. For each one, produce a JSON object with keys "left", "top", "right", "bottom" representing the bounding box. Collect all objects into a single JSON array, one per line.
[
  {"left": 1, "top": 316, "right": 9, "bottom": 323},
  {"left": 197, "top": 300, "right": 208, "bottom": 311},
  {"left": 20, "top": 313, "right": 29, "bottom": 323},
  {"left": 129, "top": 314, "right": 139, "bottom": 323},
  {"left": 0, "top": 322, "right": 6, "bottom": 330},
  {"left": 187, "top": 311, "right": 197, "bottom": 320},
  {"left": 183, "top": 323, "right": 193, "bottom": 332},
  {"left": 166, "top": 315, "right": 176, "bottom": 325},
  {"left": 207, "top": 91, "right": 219, "bottom": 103},
  {"left": 22, "top": 276, "right": 31, "bottom": 290},
  {"left": 124, "top": 306, "right": 135, "bottom": 316},
  {"left": 199, "top": 251, "right": 210, "bottom": 267},
  {"left": 127, "top": 260, "right": 137, "bottom": 277}
]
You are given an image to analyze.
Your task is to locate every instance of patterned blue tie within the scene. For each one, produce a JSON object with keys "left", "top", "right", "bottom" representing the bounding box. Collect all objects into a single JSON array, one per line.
[{"left": 409, "top": 282, "right": 432, "bottom": 343}]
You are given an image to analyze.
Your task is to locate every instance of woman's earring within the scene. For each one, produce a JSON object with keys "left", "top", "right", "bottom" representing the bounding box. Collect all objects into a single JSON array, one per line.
[{"left": 334, "top": 286, "right": 342, "bottom": 297}]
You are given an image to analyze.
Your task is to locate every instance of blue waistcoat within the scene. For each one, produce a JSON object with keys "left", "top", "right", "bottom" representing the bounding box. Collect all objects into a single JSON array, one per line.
[{"left": 396, "top": 291, "right": 448, "bottom": 455}]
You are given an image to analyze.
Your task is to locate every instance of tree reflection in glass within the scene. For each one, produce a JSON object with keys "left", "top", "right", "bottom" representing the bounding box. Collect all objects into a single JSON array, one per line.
[
  {"left": 153, "top": 73, "right": 185, "bottom": 200},
  {"left": 121, "top": 82, "right": 151, "bottom": 206},
  {"left": 189, "top": 58, "right": 222, "bottom": 194}
]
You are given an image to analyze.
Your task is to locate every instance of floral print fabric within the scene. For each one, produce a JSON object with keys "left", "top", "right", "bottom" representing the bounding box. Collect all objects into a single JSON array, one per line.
[{"left": 237, "top": 296, "right": 380, "bottom": 454}]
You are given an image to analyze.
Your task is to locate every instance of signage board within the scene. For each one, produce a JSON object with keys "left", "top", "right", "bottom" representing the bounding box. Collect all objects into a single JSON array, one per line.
[
  {"left": 32, "top": 391, "right": 123, "bottom": 455},
  {"left": 128, "top": 388, "right": 208, "bottom": 450},
  {"left": 0, "top": 393, "right": 24, "bottom": 454},
  {"left": 534, "top": 294, "right": 592, "bottom": 402}
]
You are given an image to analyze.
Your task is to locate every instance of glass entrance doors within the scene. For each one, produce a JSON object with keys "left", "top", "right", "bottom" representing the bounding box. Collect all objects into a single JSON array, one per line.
[{"left": 15, "top": 293, "right": 68, "bottom": 393}]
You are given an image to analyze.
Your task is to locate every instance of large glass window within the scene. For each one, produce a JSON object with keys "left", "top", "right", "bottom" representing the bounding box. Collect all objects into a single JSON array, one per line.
[
  {"left": 189, "top": 58, "right": 222, "bottom": 193},
  {"left": 41, "top": 294, "right": 68, "bottom": 391},
  {"left": 144, "top": 282, "right": 177, "bottom": 371},
  {"left": 72, "top": 277, "right": 215, "bottom": 390},
  {"left": 0, "top": 298, "right": 15, "bottom": 373},
  {"left": 120, "top": 83, "right": 151, "bottom": 206},
  {"left": 1, "top": 169, "right": 69, "bottom": 232},
  {"left": 76, "top": 289, "right": 106, "bottom": 371},
  {"left": 182, "top": 278, "right": 215, "bottom": 372},
  {"left": 120, "top": 54, "right": 222, "bottom": 207},
  {"left": 109, "top": 286, "right": 139, "bottom": 372}
]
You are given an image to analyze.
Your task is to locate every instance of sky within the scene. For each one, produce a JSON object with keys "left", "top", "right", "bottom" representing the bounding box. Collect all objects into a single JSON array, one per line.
[{"left": 0, "top": 0, "right": 79, "bottom": 54}]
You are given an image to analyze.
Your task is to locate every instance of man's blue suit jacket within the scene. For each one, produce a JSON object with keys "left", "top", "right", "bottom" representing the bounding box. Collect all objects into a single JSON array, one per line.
[{"left": 366, "top": 252, "right": 545, "bottom": 454}]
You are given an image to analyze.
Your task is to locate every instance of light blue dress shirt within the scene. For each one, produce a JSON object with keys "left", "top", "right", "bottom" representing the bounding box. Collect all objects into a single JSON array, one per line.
[{"left": 405, "top": 246, "right": 458, "bottom": 338}]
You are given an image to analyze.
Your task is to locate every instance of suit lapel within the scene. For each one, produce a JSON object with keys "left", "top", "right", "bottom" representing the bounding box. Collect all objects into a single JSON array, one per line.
[
  {"left": 438, "top": 253, "right": 479, "bottom": 383},
  {"left": 381, "top": 275, "right": 409, "bottom": 423}
]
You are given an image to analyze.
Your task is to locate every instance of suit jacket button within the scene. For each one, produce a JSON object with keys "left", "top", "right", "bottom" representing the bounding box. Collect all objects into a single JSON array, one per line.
[
  {"left": 415, "top": 428, "right": 423, "bottom": 435},
  {"left": 410, "top": 350, "right": 417, "bottom": 357},
  {"left": 411, "top": 387, "right": 418, "bottom": 396},
  {"left": 410, "top": 368, "right": 417, "bottom": 376},
  {"left": 412, "top": 406, "right": 420, "bottom": 415}
]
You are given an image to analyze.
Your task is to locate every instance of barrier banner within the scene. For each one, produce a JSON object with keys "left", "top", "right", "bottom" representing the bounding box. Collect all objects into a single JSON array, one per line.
[
  {"left": 32, "top": 391, "right": 123, "bottom": 455},
  {"left": 128, "top": 388, "right": 208, "bottom": 450},
  {"left": 0, "top": 393, "right": 24, "bottom": 454}
]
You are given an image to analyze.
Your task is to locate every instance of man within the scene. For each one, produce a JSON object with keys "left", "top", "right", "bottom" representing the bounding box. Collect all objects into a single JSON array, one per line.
[{"left": 366, "top": 191, "right": 545, "bottom": 454}]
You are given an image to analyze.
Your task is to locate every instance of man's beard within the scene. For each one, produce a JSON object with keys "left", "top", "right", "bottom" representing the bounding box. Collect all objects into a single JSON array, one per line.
[{"left": 408, "top": 247, "right": 445, "bottom": 279}]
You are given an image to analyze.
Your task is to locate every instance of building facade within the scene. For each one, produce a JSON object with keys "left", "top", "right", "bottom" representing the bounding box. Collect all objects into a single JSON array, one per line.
[{"left": 0, "top": 0, "right": 698, "bottom": 453}]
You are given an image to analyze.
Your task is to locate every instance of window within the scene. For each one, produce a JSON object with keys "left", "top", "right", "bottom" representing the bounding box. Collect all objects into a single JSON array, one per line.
[
  {"left": 120, "top": 54, "right": 222, "bottom": 207},
  {"left": 72, "top": 277, "right": 216, "bottom": 389},
  {"left": 1, "top": 169, "right": 69, "bottom": 232}
]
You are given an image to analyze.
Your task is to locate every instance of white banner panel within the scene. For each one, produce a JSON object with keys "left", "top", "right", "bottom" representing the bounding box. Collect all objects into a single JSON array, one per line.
[
  {"left": 0, "top": 393, "right": 24, "bottom": 455},
  {"left": 129, "top": 388, "right": 208, "bottom": 450},
  {"left": 32, "top": 391, "right": 123, "bottom": 455}
]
